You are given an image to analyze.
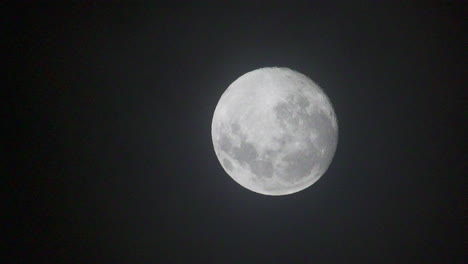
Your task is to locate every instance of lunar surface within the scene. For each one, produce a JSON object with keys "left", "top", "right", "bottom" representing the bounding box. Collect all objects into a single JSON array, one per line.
[{"left": 211, "top": 67, "right": 338, "bottom": 195}]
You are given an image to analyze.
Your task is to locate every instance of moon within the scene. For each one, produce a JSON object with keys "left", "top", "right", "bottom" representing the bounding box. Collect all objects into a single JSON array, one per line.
[{"left": 211, "top": 67, "right": 338, "bottom": 196}]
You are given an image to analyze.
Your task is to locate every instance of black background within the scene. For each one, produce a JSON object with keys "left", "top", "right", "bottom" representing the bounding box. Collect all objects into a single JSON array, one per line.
[{"left": 6, "top": 2, "right": 466, "bottom": 263}]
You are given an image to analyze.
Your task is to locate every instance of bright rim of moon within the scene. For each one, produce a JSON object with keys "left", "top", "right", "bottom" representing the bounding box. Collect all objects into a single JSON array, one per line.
[{"left": 212, "top": 67, "right": 338, "bottom": 196}]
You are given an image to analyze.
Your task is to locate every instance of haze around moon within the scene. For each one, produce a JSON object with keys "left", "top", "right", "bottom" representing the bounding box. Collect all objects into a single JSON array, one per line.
[{"left": 212, "top": 67, "right": 338, "bottom": 196}]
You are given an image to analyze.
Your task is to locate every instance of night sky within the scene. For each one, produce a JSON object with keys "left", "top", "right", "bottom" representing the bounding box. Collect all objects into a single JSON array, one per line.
[{"left": 7, "top": 2, "right": 465, "bottom": 263}]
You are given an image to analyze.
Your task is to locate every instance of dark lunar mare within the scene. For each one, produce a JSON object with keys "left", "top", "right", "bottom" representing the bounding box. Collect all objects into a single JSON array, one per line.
[
  {"left": 217, "top": 123, "right": 274, "bottom": 179},
  {"left": 273, "top": 94, "right": 337, "bottom": 183}
]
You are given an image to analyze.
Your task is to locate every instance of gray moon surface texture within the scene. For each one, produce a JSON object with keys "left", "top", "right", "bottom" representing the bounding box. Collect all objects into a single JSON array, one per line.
[{"left": 211, "top": 67, "right": 338, "bottom": 196}]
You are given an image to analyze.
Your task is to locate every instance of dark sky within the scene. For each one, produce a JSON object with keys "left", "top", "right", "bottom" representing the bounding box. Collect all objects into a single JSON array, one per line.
[{"left": 7, "top": 2, "right": 465, "bottom": 263}]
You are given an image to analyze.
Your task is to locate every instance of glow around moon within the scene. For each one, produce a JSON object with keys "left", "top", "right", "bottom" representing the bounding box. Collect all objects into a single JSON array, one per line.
[{"left": 211, "top": 67, "right": 338, "bottom": 196}]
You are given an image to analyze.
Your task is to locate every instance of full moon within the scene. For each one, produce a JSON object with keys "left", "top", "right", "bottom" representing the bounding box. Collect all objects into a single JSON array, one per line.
[{"left": 211, "top": 67, "right": 338, "bottom": 196}]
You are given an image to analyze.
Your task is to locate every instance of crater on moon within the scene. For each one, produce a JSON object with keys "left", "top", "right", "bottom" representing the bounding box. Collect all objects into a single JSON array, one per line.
[{"left": 212, "top": 67, "right": 338, "bottom": 196}]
